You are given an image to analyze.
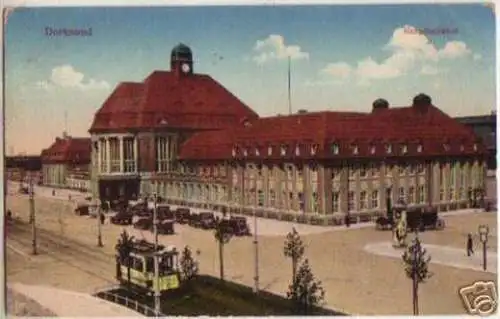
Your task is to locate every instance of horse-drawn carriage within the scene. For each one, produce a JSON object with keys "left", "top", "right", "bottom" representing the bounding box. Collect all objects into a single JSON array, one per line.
[{"left": 376, "top": 205, "right": 445, "bottom": 231}]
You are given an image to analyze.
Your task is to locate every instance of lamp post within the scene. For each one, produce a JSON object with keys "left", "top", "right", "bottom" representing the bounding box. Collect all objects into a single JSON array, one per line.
[
  {"left": 253, "top": 196, "right": 259, "bottom": 293},
  {"left": 478, "top": 225, "right": 489, "bottom": 271},
  {"left": 152, "top": 193, "right": 161, "bottom": 316},
  {"left": 29, "top": 172, "right": 37, "bottom": 255},
  {"left": 95, "top": 200, "right": 103, "bottom": 247}
]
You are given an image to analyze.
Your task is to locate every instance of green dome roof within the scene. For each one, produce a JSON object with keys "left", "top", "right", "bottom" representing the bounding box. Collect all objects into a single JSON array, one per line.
[{"left": 171, "top": 43, "right": 192, "bottom": 60}]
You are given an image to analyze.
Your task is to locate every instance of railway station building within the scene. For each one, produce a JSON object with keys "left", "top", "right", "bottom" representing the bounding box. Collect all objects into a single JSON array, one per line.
[{"left": 89, "top": 43, "right": 488, "bottom": 224}]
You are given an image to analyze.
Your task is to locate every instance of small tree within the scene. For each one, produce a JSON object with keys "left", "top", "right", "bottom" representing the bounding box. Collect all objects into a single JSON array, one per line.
[
  {"left": 214, "top": 217, "right": 232, "bottom": 281},
  {"left": 283, "top": 227, "right": 305, "bottom": 281},
  {"left": 180, "top": 245, "right": 199, "bottom": 281},
  {"left": 115, "top": 230, "right": 135, "bottom": 288},
  {"left": 402, "top": 235, "right": 432, "bottom": 315},
  {"left": 287, "top": 258, "right": 325, "bottom": 315}
]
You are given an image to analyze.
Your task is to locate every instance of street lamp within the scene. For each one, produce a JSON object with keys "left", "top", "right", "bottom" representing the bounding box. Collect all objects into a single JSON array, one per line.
[
  {"left": 152, "top": 193, "right": 161, "bottom": 316},
  {"left": 29, "top": 172, "right": 37, "bottom": 255},
  {"left": 252, "top": 193, "right": 259, "bottom": 293},
  {"left": 93, "top": 200, "right": 103, "bottom": 247},
  {"left": 478, "top": 224, "right": 489, "bottom": 271}
]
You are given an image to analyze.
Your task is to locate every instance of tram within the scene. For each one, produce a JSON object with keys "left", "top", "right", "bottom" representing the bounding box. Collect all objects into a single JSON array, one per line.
[{"left": 115, "top": 239, "right": 181, "bottom": 295}]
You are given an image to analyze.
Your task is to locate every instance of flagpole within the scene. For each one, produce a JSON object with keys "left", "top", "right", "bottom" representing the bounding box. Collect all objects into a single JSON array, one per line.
[{"left": 288, "top": 55, "right": 292, "bottom": 115}]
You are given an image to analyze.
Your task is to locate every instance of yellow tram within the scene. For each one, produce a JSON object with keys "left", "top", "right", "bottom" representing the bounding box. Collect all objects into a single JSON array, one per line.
[{"left": 116, "top": 240, "right": 181, "bottom": 295}]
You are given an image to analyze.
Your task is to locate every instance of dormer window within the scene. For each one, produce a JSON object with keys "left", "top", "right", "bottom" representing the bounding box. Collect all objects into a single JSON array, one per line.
[
  {"left": 473, "top": 143, "right": 478, "bottom": 152},
  {"left": 417, "top": 144, "right": 423, "bottom": 153},
  {"left": 295, "top": 145, "right": 300, "bottom": 156},
  {"left": 243, "top": 148, "right": 248, "bottom": 157},
  {"left": 386, "top": 144, "right": 392, "bottom": 154},
  {"left": 460, "top": 144, "right": 464, "bottom": 152},
  {"left": 331, "top": 143, "right": 340, "bottom": 155},
  {"left": 280, "top": 144, "right": 287, "bottom": 156},
  {"left": 232, "top": 147, "right": 237, "bottom": 157},
  {"left": 443, "top": 143, "right": 450, "bottom": 151},
  {"left": 255, "top": 148, "right": 260, "bottom": 156},
  {"left": 268, "top": 146, "right": 273, "bottom": 156},
  {"left": 370, "top": 145, "right": 376, "bottom": 154},
  {"left": 401, "top": 144, "right": 408, "bottom": 154},
  {"left": 311, "top": 144, "right": 318, "bottom": 155},
  {"left": 352, "top": 145, "right": 359, "bottom": 155}
]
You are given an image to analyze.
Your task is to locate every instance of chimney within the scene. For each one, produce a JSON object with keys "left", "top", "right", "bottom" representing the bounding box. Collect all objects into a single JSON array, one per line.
[
  {"left": 412, "top": 93, "right": 432, "bottom": 112},
  {"left": 372, "top": 98, "right": 389, "bottom": 112}
]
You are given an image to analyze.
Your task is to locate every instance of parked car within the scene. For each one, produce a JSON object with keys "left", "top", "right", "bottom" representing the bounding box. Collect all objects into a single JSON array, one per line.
[
  {"left": 156, "top": 219, "right": 175, "bottom": 235},
  {"left": 193, "top": 212, "right": 216, "bottom": 229},
  {"left": 175, "top": 208, "right": 191, "bottom": 224},
  {"left": 74, "top": 204, "right": 90, "bottom": 216},
  {"left": 220, "top": 216, "right": 251, "bottom": 236},
  {"left": 134, "top": 217, "right": 152, "bottom": 230},
  {"left": 157, "top": 205, "right": 174, "bottom": 220},
  {"left": 110, "top": 210, "right": 133, "bottom": 225}
]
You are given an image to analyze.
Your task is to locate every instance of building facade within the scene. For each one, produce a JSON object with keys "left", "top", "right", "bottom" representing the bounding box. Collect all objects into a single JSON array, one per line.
[
  {"left": 41, "top": 133, "right": 91, "bottom": 188},
  {"left": 89, "top": 44, "right": 487, "bottom": 224}
]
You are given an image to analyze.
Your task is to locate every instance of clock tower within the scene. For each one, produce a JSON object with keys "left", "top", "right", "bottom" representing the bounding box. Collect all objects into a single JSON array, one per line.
[{"left": 170, "top": 43, "right": 193, "bottom": 75}]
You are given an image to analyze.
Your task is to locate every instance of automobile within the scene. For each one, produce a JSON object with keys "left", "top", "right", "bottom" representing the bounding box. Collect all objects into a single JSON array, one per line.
[
  {"left": 157, "top": 219, "right": 175, "bottom": 235},
  {"left": 19, "top": 187, "right": 29, "bottom": 194},
  {"left": 74, "top": 204, "right": 90, "bottom": 216},
  {"left": 193, "top": 212, "right": 216, "bottom": 229},
  {"left": 110, "top": 210, "right": 134, "bottom": 225},
  {"left": 175, "top": 208, "right": 191, "bottom": 224},
  {"left": 219, "top": 216, "right": 251, "bottom": 236},
  {"left": 133, "top": 217, "right": 152, "bottom": 230},
  {"left": 157, "top": 205, "right": 174, "bottom": 220}
]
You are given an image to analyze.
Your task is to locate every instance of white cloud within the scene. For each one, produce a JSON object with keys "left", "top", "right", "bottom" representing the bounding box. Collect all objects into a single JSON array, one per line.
[
  {"left": 314, "top": 24, "right": 478, "bottom": 85},
  {"left": 37, "top": 65, "right": 110, "bottom": 90},
  {"left": 321, "top": 62, "right": 352, "bottom": 79},
  {"left": 253, "top": 34, "right": 309, "bottom": 64},
  {"left": 420, "top": 65, "right": 439, "bottom": 75},
  {"left": 438, "top": 41, "right": 472, "bottom": 59}
]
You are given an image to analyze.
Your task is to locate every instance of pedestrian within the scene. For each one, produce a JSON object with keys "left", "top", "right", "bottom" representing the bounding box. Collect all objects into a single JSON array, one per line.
[
  {"left": 52, "top": 189, "right": 56, "bottom": 196},
  {"left": 100, "top": 212, "right": 105, "bottom": 225},
  {"left": 467, "top": 233, "right": 474, "bottom": 256},
  {"left": 6, "top": 210, "right": 12, "bottom": 221},
  {"left": 345, "top": 213, "right": 351, "bottom": 228}
]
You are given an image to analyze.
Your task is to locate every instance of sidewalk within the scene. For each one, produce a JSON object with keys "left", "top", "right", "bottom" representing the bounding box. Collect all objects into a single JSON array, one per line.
[
  {"left": 364, "top": 241, "right": 497, "bottom": 274},
  {"left": 8, "top": 283, "right": 142, "bottom": 317}
]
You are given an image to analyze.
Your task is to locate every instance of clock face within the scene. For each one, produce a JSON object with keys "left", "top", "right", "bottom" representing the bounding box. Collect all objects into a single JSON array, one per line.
[{"left": 181, "top": 63, "right": 190, "bottom": 73}]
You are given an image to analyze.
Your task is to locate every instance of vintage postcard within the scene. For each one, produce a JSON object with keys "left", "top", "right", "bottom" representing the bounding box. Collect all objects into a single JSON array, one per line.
[{"left": 3, "top": 1, "right": 498, "bottom": 317}]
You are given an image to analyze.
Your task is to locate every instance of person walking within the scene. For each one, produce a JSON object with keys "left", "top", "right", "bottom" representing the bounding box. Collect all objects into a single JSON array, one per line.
[
  {"left": 100, "top": 211, "right": 105, "bottom": 225},
  {"left": 467, "top": 233, "right": 474, "bottom": 256}
]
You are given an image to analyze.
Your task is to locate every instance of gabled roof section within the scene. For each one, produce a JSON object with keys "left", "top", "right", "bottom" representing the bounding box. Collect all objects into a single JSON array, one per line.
[
  {"left": 41, "top": 136, "right": 91, "bottom": 164},
  {"left": 179, "top": 101, "right": 487, "bottom": 160},
  {"left": 90, "top": 70, "right": 259, "bottom": 132}
]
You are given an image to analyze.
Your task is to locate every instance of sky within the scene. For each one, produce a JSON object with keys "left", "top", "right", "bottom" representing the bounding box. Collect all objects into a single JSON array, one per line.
[{"left": 4, "top": 3, "right": 497, "bottom": 155}]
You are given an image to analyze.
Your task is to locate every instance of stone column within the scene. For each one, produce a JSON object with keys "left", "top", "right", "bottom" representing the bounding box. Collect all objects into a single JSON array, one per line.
[
  {"left": 340, "top": 164, "right": 349, "bottom": 214},
  {"left": 379, "top": 162, "right": 386, "bottom": 211},
  {"left": 133, "top": 136, "right": 138, "bottom": 172},
  {"left": 323, "top": 166, "right": 333, "bottom": 215},
  {"left": 106, "top": 137, "right": 111, "bottom": 173},
  {"left": 119, "top": 137, "right": 124, "bottom": 173}
]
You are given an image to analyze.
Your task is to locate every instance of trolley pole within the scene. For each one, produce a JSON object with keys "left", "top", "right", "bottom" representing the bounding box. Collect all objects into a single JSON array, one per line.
[
  {"left": 253, "top": 205, "right": 259, "bottom": 293},
  {"left": 153, "top": 193, "right": 161, "bottom": 316},
  {"left": 29, "top": 173, "right": 37, "bottom": 255}
]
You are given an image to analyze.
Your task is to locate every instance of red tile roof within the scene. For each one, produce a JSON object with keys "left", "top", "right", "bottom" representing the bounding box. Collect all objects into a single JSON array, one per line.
[
  {"left": 89, "top": 71, "right": 259, "bottom": 132},
  {"left": 41, "top": 136, "right": 91, "bottom": 164},
  {"left": 179, "top": 103, "right": 487, "bottom": 161}
]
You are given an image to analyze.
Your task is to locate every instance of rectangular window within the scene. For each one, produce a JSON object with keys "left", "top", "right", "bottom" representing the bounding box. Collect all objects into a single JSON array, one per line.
[
  {"left": 418, "top": 185, "right": 425, "bottom": 204},
  {"left": 312, "top": 192, "right": 318, "bottom": 213},
  {"left": 408, "top": 164, "right": 416, "bottom": 175},
  {"left": 439, "top": 188, "right": 445, "bottom": 201},
  {"left": 371, "top": 190, "right": 379, "bottom": 209},
  {"left": 386, "top": 164, "right": 393, "bottom": 177},
  {"left": 360, "top": 191, "right": 367, "bottom": 210},
  {"left": 408, "top": 186, "right": 415, "bottom": 204},
  {"left": 310, "top": 165, "right": 318, "bottom": 182},
  {"left": 398, "top": 187, "right": 405, "bottom": 202},
  {"left": 123, "top": 137, "right": 135, "bottom": 173},
  {"left": 269, "top": 190, "right": 276, "bottom": 207},
  {"left": 370, "top": 163, "right": 379, "bottom": 177},
  {"left": 398, "top": 164, "right": 406, "bottom": 176},
  {"left": 99, "top": 139, "right": 107, "bottom": 172},
  {"left": 287, "top": 166, "right": 293, "bottom": 180},
  {"left": 156, "top": 137, "right": 169, "bottom": 172},
  {"left": 332, "top": 191, "right": 339, "bottom": 213},
  {"left": 349, "top": 165, "right": 356, "bottom": 179},
  {"left": 458, "top": 187, "right": 464, "bottom": 200},
  {"left": 449, "top": 188, "right": 454, "bottom": 201},
  {"left": 348, "top": 191, "right": 355, "bottom": 211},
  {"left": 417, "top": 164, "right": 425, "bottom": 174},
  {"left": 258, "top": 190, "right": 264, "bottom": 206},
  {"left": 359, "top": 165, "right": 367, "bottom": 178},
  {"left": 331, "top": 168, "right": 339, "bottom": 181},
  {"left": 109, "top": 137, "right": 120, "bottom": 172}
]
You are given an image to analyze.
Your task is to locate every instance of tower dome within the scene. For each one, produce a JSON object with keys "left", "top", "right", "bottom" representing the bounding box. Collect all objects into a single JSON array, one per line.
[{"left": 170, "top": 43, "right": 193, "bottom": 74}]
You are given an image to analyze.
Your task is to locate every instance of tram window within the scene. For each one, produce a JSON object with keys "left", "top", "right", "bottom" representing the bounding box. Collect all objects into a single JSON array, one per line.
[
  {"left": 145, "top": 257, "right": 154, "bottom": 272},
  {"left": 132, "top": 257, "right": 144, "bottom": 272},
  {"left": 159, "top": 256, "right": 174, "bottom": 275}
]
